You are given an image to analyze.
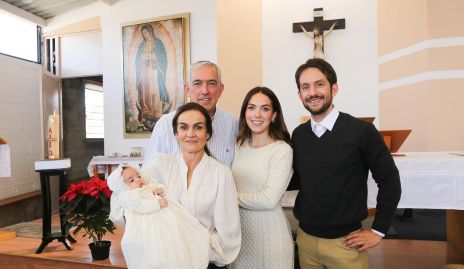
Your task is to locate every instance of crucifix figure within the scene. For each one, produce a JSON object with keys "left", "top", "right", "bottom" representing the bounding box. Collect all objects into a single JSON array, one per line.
[{"left": 293, "top": 8, "right": 345, "bottom": 59}]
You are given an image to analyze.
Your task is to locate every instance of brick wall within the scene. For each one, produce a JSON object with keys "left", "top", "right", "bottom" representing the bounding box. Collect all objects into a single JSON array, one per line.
[
  {"left": 0, "top": 54, "right": 41, "bottom": 201},
  {"left": 62, "top": 77, "right": 104, "bottom": 181}
]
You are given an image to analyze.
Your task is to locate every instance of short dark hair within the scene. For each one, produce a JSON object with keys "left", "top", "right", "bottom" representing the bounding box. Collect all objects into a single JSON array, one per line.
[
  {"left": 237, "top": 86, "right": 290, "bottom": 146},
  {"left": 172, "top": 102, "right": 213, "bottom": 155},
  {"left": 295, "top": 58, "right": 337, "bottom": 90}
]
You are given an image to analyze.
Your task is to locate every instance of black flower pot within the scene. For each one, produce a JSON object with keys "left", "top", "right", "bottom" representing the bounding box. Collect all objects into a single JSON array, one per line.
[{"left": 89, "top": 240, "right": 111, "bottom": 260}]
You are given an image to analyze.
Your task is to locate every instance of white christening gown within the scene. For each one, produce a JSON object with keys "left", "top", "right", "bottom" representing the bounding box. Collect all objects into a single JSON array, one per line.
[{"left": 120, "top": 186, "right": 209, "bottom": 269}]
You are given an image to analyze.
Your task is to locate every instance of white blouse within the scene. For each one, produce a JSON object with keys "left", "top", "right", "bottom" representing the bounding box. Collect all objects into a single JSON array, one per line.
[
  {"left": 142, "top": 108, "right": 238, "bottom": 167},
  {"left": 142, "top": 153, "right": 241, "bottom": 266}
]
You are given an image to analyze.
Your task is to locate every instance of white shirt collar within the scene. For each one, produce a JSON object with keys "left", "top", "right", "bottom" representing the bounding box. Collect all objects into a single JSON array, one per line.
[{"left": 310, "top": 108, "right": 339, "bottom": 136}]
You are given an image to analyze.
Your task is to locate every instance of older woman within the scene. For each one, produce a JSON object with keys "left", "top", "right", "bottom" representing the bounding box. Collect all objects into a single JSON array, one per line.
[
  {"left": 230, "top": 87, "right": 293, "bottom": 269},
  {"left": 142, "top": 102, "right": 241, "bottom": 268}
]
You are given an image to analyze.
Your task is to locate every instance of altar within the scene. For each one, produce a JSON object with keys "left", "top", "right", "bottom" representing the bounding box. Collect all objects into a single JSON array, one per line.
[
  {"left": 367, "top": 151, "right": 464, "bottom": 210},
  {"left": 283, "top": 151, "right": 464, "bottom": 256},
  {"left": 370, "top": 151, "right": 464, "bottom": 256},
  {"left": 87, "top": 156, "right": 143, "bottom": 177}
]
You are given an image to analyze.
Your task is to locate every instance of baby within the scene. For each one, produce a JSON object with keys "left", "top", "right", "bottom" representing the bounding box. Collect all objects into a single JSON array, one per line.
[
  {"left": 107, "top": 162, "right": 208, "bottom": 269},
  {"left": 119, "top": 163, "right": 168, "bottom": 212}
]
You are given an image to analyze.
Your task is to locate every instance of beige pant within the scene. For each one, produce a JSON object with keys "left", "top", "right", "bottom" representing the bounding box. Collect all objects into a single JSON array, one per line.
[{"left": 296, "top": 227, "right": 368, "bottom": 269}]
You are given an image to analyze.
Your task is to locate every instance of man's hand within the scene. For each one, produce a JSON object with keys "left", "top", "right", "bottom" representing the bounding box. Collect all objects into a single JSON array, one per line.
[
  {"left": 159, "top": 197, "right": 168, "bottom": 208},
  {"left": 344, "top": 229, "right": 382, "bottom": 251}
]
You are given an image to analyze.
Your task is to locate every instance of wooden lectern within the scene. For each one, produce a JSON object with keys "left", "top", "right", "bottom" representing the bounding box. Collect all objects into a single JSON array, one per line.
[
  {"left": 300, "top": 115, "right": 310, "bottom": 123},
  {"left": 34, "top": 159, "right": 75, "bottom": 253},
  {"left": 358, "top": 117, "right": 375, "bottom": 123},
  {"left": 379, "top": 129, "right": 412, "bottom": 156}
]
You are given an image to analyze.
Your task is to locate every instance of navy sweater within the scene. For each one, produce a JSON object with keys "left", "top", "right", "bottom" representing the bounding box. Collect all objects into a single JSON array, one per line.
[{"left": 288, "top": 112, "right": 401, "bottom": 238}]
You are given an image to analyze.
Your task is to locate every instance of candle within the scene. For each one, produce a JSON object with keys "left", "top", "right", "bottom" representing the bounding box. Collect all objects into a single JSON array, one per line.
[
  {"left": 47, "top": 114, "right": 60, "bottom": 160},
  {"left": 0, "top": 141, "right": 11, "bottom": 178}
]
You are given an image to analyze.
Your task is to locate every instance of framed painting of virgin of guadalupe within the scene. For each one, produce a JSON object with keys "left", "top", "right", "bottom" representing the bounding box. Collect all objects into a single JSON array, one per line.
[{"left": 122, "top": 13, "right": 190, "bottom": 137}]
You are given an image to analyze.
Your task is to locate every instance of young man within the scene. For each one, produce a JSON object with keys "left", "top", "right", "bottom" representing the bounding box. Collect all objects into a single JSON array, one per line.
[
  {"left": 143, "top": 61, "right": 238, "bottom": 167},
  {"left": 289, "top": 58, "right": 401, "bottom": 269}
]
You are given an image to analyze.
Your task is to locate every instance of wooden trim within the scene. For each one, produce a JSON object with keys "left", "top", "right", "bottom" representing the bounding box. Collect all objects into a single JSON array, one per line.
[
  {"left": 0, "top": 137, "right": 6, "bottom": 144},
  {"left": 43, "top": 17, "right": 101, "bottom": 38},
  {"left": 0, "top": 254, "right": 123, "bottom": 269},
  {"left": 0, "top": 191, "right": 41, "bottom": 207},
  {"left": 301, "top": 115, "right": 310, "bottom": 123},
  {"left": 447, "top": 210, "right": 464, "bottom": 257},
  {"left": 0, "top": 231, "right": 16, "bottom": 242},
  {"left": 368, "top": 208, "right": 377, "bottom": 217}
]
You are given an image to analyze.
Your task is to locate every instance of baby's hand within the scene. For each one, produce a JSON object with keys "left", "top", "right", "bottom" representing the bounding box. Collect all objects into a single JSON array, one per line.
[
  {"left": 159, "top": 197, "right": 168, "bottom": 208},
  {"left": 154, "top": 187, "right": 165, "bottom": 196}
]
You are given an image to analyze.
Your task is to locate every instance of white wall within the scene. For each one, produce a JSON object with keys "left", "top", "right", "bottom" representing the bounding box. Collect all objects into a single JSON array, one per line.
[
  {"left": 46, "top": 0, "right": 378, "bottom": 156},
  {"left": 60, "top": 31, "right": 103, "bottom": 78},
  {"left": 263, "top": 0, "right": 378, "bottom": 131},
  {"left": 0, "top": 54, "right": 41, "bottom": 199},
  {"left": 46, "top": 0, "right": 217, "bottom": 156},
  {"left": 45, "top": 2, "right": 106, "bottom": 31}
]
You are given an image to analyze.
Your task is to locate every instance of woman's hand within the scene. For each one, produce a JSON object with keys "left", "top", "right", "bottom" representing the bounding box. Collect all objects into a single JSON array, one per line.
[{"left": 154, "top": 187, "right": 165, "bottom": 196}]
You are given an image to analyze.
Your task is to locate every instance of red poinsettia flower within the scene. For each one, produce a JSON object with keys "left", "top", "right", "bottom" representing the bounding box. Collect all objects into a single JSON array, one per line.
[
  {"left": 81, "top": 177, "right": 100, "bottom": 199},
  {"left": 60, "top": 176, "right": 115, "bottom": 244},
  {"left": 97, "top": 179, "right": 112, "bottom": 199},
  {"left": 60, "top": 181, "right": 85, "bottom": 202}
]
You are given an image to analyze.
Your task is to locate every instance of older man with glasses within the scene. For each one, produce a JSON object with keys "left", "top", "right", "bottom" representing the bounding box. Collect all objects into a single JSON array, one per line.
[{"left": 143, "top": 60, "right": 238, "bottom": 167}]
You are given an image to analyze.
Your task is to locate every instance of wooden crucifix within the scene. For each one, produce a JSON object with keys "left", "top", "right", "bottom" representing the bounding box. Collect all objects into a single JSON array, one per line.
[{"left": 293, "top": 8, "right": 345, "bottom": 59}]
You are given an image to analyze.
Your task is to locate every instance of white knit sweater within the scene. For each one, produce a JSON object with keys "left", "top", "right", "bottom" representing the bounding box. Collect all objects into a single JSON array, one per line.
[{"left": 230, "top": 141, "right": 294, "bottom": 269}]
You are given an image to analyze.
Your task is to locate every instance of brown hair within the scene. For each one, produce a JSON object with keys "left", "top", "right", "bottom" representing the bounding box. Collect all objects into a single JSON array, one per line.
[
  {"left": 237, "top": 87, "right": 290, "bottom": 146},
  {"left": 172, "top": 102, "right": 213, "bottom": 155},
  {"left": 295, "top": 58, "right": 337, "bottom": 90}
]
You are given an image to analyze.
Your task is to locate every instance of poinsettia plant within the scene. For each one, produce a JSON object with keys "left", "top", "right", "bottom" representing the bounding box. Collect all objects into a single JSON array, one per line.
[{"left": 60, "top": 176, "right": 116, "bottom": 246}]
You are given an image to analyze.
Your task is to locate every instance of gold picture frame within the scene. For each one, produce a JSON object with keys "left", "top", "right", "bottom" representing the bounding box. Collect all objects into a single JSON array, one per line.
[{"left": 122, "top": 13, "right": 190, "bottom": 138}]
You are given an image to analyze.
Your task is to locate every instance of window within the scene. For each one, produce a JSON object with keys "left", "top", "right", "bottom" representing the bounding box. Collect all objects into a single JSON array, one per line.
[
  {"left": 45, "top": 37, "right": 58, "bottom": 75},
  {"left": 0, "top": 10, "right": 40, "bottom": 63},
  {"left": 85, "top": 82, "right": 104, "bottom": 138}
]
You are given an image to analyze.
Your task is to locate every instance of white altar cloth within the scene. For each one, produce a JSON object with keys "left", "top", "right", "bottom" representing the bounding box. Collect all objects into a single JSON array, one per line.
[
  {"left": 87, "top": 156, "right": 143, "bottom": 177},
  {"left": 368, "top": 151, "right": 464, "bottom": 210}
]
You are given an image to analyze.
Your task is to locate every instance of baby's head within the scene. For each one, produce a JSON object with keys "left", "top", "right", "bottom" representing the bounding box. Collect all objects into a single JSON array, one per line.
[
  {"left": 122, "top": 166, "right": 145, "bottom": 190},
  {"left": 107, "top": 161, "right": 143, "bottom": 193}
]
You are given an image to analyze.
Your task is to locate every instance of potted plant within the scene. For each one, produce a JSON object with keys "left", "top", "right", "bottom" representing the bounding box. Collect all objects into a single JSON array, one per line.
[{"left": 60, "top": 176, "right": 116, "bottom": 260}]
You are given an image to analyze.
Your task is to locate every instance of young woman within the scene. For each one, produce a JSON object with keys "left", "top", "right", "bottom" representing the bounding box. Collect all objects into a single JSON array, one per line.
[{"left": 230, "top": 87, "right": 293, "bottom": 269}]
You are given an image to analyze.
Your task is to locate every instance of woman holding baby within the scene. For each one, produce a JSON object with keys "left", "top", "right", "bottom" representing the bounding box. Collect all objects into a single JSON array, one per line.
[{"left": 109, "top": 102, "right": 241, "bottom": 269}]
